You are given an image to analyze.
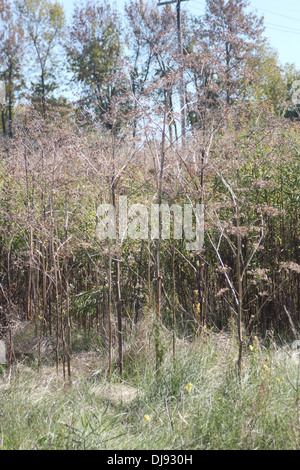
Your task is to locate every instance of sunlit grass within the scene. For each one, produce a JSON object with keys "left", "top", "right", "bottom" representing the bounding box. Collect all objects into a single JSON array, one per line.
[{"left": 0, "top": 330, "right": 299, "bottom": 450}]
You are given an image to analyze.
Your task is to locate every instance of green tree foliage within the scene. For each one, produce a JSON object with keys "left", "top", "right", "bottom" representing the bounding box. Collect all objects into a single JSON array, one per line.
[
  {"left": 66, "top": 0, "right": 127, "bottom": 128},
  {"left": 17, "top": 0, "right": 66, "bottom": 117},
  {"left": 247, "top": 44, "right": 300, "bottom": 117},
  {"left": 0, "top": 0, "right": 25, "bottom": 136}
]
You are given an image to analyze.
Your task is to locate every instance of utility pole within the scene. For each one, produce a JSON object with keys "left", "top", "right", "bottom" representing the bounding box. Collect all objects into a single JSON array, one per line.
[{"left": 157, "top": 0, "right": 188, "bottom": 144}]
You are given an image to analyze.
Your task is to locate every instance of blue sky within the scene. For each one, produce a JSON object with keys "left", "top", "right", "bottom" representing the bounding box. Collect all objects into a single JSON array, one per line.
[{"left": 61, "top": 0, "right": 300, "bottom": 68}]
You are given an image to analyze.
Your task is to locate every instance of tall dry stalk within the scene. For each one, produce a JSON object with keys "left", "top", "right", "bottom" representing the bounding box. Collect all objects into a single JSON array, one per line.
[
  {"left": 63, "top": 191, "right": 71, "bottom": 380},
  {"left": 111, "top": 129, "right": 123, "bottom": 377}
]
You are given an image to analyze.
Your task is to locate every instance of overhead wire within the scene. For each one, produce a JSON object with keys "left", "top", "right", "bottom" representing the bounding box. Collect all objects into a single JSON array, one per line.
[
  {"left": 251, "top": 4, "right": 300, "bottom": 23},
  {"left": 192, "top": 1, "right": 300, "bottom": 35},
  {"left": 173, "top": 1, "right": 300, "bottom": 36},
  {"left": 265, "top": 25, "right": 300, "bottom": 35},
  {"left": 251, "top": 4, "right": 300, "bottom": 35}
]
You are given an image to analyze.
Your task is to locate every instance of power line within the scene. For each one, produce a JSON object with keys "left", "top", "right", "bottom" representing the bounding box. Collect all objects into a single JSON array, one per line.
[
  {"left": 188, "top": 0, "right": 206, "bottom": 13},
  {"left": 188, "top": 0, "right": 300, "bottom": 24},
  {"left": 189, "top": 0, "right": 206, "bottom": 5},
  {"left": 157, "top": 0, "right": 188, "bottom": 5},
  {"left": 187, "top": 2, "right": 300, "bottom": 36},
  {"left": 252, "top": 5, "right": 300, "bottom": 23},
  {"left": 266, "top": 22, "right": 300, "bottom": 34},
  {"left": 266, "top": 25, "right": 300, "bottom": 35}
]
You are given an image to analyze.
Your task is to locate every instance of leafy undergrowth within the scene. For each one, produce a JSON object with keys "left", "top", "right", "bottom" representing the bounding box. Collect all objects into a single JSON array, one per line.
[{"left": 0, "top": 329, "right": 299, "bottom": 450}]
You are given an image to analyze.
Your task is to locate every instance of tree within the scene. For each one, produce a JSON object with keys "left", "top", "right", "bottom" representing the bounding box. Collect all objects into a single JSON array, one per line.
[
  {"left": 17, "top": 0, "right": 66, "bottom": 117},
  {"left": 66, "top": 0, "right": 127, "bottom": 128},
  {"left": 0, "top": 0, "right": 25, "bottom": 136},
  {"left": 200, "top": 0, "right": 265, "bottom": 106},
  {"left": 125, "top": 0, "right": 176, "bottom": 88},
  {"left": 125, "top": 0, "right": 188, "bottom": 142},
  {"left": 246, "top": 44, "right": 300, "bottom": 117}
]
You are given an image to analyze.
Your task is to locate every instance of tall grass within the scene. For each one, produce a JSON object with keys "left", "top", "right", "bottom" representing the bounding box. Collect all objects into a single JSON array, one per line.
[{"left": 0, "top": 327, "right": 299, "bottom": 450}]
